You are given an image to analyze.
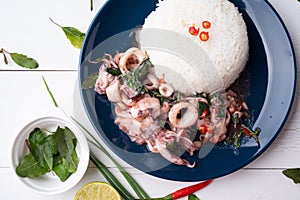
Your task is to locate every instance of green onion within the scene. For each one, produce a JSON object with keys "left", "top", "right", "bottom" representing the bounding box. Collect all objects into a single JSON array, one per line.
[
  {"left": 42, "top": 76, "right": 58, "bottom": 107},
  {"left": 73, "top": 118, "right": 150, "bottom": 199},
  {"left": 90, "top": 0, "right": 93, "bottom": 11},
  {"left": 90, "top": 152, "right": 134, "bottom": 200},
  {"left": 42, "top": 76, "right": 149, "bottom": 199}
]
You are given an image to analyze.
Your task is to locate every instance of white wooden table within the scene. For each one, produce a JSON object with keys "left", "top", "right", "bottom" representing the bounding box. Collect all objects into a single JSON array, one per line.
[{"left": 1, "top": 0, "right": 300, "bottom": 199}]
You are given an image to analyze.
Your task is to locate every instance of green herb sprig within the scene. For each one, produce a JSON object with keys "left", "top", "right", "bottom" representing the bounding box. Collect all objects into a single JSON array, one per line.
[
  {"left": 0, "top": 48, "right": 38, "bottom": 69},
  {"left": 121, "top": 58, "right": 153, "bottom": 97},
  {"left": 16, "top": 127, "right": 78, "bottom": 182},
  {"left": 49, "top": 18, "right": 85, "bottom": 49}
]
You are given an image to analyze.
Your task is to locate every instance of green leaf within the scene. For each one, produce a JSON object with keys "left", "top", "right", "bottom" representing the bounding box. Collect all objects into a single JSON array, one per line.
[
  {"left": 16, "top": 153, "right": 49, "bottom": 178},
  {"left": 29, "top": 128, "right": 46, "bottom": 149},
  {"left": 62, "top": 27, "right": 85, "bottom": 49},
  {"left": 121, "top": 58, "right": 153, "bottom": 96},
  {"left": 10, "top": 53, "right": 39, "bottom": 69},
  {"left": 188, "top": 194, "right": 201, "bottom": 200},
  {"left": 53, "top": 157, "right": 71, "bottom": 182},
  {"left": 283, "top": 168, "right": 300, "bottom": 184},
  {"left": 55, "top": 127, "right": 78, "bottom": 172},
  {"left": 106, "top": 67, "right": 122, "bottom": 76},
  {"left": 39, "top": 135, "right": 57, "bottom": 170},
  {"left": 29, "top": 129, "right": 57, "bottom": 170},
  {"left": 82, "top": 72, "right": 98, "bottom": 90},
  {"left": 49, "top": 18, "right": 85, "bottom": 49}
]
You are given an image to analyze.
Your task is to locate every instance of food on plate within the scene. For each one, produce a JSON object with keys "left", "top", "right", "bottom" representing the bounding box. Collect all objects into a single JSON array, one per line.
[
  {"left": 83, "top": 0, "right": 260, "bottom": 168},
  {"left": 16, "top": 126, "right": 78, "bottom": 181},
  {"left": 91, "top": 47, "right": 260, "bottom": 168},
  {"left": 140, "top": 0, "right": 249, "bottom": 93}
]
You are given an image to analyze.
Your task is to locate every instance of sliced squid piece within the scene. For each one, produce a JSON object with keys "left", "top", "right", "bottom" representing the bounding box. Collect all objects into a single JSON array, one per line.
[
  {"left": 159, "top": 83, "right": 174, "bottom": 97},
  {"left": 94, "top": 66, "right": 116, "bottom": 94},
  {"left": 168, "top": 102, "right": 198, "bottom": 129},
  {"left": 106, "top": 80, "right": 122, "bottom": 102},
  {"left": 119, "top": 48, "right": 147, "bottom": 73},
  {"left": 130, "top": 97, "right": 161, "bottom": 119}
]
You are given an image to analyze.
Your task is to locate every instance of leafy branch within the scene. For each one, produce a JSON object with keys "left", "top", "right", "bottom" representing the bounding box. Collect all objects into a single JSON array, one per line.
[
  {"left": 0, "top": 48, "right": 38, "bottom": 69},
  {"left": 49, "top": 18, "right": 86, "bottom": 49}
]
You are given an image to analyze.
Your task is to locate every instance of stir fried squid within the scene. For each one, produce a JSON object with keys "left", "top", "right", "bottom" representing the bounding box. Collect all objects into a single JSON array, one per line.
[{"left": 93, "top": 47, "right": 260, "bottom": 168}]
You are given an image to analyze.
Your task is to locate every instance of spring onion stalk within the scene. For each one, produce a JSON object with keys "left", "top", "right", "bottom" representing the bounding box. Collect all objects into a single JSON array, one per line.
[
  {"left": 42, "top": 77, "right": 149, "bottom": 199},
  {"left": 42, "top": 76, "right": 58, "bottom": 107},
  {"left": 90, "top": 152, "right": 134, "bottom": 200},
  {"left": 73, "top": 117, "right": 150, "bottom": 199},
  {"left": 90, "top": 0, "right": 93, "bottom": 11}
]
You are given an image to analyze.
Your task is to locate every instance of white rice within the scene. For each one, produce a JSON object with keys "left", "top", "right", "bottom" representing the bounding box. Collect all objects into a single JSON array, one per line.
[{"left": 139, "top": 0, "right": 248, "bottom": 94}]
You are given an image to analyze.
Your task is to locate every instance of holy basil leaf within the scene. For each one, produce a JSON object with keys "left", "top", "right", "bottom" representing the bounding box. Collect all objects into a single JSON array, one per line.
[
  {"left": 82, "top": 72, "right": 98, "bottom": 90},
  {"left": 16, "top": 153, "right": 49, "bottom": 178},
  {"left": 106, "top": 67, "right": 122, "bottom": 76},
  {"left": 55, "top": 127, "right": 78, "bottom": 172},
  {"left": 16, "top": 125, "right": 78, "bottom": 182},
  {"left": 30, "top": 129, "right": 57, "bottom": 170},
  {"left": 10, "top": 53, "right": 39, "bottom": 69},
  {"left": 188, "top": 194, "right": 201, "bottom": 200},
  {"left": 29, "top": 128, "right": 46, "bottom": 150},
  {"left": 53, "top": 158, "right": 71, "bottom": 182},
  {"left": 137, "top": 59, "right": 153, "bottom": 79},
  {"left": 62, "top": 27, "right": 85, "bottom": 49},
  {"left": 283, "top": 168, "right": 300, "bottom": 184},
  {"left": 38, "top": 135, "right": 57, "bottom": 170},
  {"left": 121, "top": 58, "right": 153, "bottom": 96},
  {"left": 64, "top": 150, "right": 78, "bottom": 173},
  {"left": 49, "top": 18, "right": 85, "bottom": 49}
]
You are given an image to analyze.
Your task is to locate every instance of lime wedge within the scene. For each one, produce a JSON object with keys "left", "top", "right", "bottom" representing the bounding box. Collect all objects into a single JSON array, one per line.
[{"left": 74, "top": 182, "right": 121, "bottom": 200}]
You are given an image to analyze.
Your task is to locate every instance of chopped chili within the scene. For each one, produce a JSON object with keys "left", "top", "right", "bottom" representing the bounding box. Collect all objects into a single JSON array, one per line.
[
  {"left": 189, "top": 25, "right": 200, "bottom": 36},
  {"left": 202, "top": 21, "right": 211, "bottom": 29},
  {"left": 199, "top": 31, "right": 209, "bottom": 41},
  {"left": 200, "top": 108, "right": 209, "bottom": 118}
]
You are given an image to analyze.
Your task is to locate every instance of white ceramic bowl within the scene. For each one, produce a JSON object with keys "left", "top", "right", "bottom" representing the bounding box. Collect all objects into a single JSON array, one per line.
[{"left": 10, "top": 116, "right": 90, "bottom": 195}]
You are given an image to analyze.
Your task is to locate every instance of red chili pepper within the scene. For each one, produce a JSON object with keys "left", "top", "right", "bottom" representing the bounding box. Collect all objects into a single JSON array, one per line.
[
  {"left": 242, "top": 128, "right": 251, "bottom": 137},
  {"left": 171, "top": 180, "right": 213, "bottom": 199},
  {"left": 199, "top": 31, "right": 209, "bottom": 41},
  {"left": 199, "top": 125, "right": 208, "bottom": 135},
  {"left": 189, "top": 25, "right": 200, "bottom": 36},
  {"left": 200, "top": 108, "right": 209, "bottom": 118},
  {"left": 202, "top": 21, "right": 211, "bottom": 29},
  {"left": 151, "top": 180, "right": 213, "bottom": 200}
]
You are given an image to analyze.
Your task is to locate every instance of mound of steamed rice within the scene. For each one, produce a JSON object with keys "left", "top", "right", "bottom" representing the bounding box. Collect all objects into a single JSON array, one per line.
[{"left": 139, "top": 0, "right": 248, "bottom": 94}]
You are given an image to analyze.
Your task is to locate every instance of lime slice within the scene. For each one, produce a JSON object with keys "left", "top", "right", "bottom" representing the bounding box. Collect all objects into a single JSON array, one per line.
[{"left": 74, "top": 182, "right": 121, "bottom": 200}]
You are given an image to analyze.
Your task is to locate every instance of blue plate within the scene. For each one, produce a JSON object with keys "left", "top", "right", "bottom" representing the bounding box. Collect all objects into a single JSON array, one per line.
[{"left": 79, "top": 0, "right": 296, "bottom": 181}]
